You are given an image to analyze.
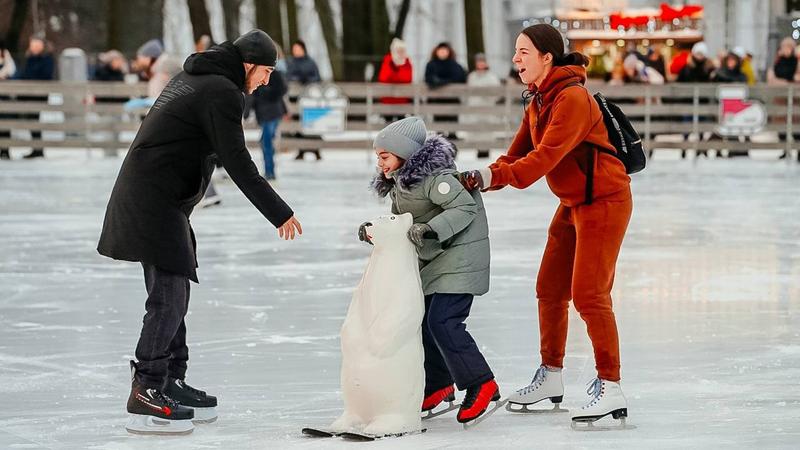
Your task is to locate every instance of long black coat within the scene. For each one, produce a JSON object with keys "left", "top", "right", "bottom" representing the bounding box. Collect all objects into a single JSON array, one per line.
[{"left": 97, "top": 42, "right": 294, "bottom": 281}]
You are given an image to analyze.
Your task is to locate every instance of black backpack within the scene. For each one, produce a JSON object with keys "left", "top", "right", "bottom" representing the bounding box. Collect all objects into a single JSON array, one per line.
[
  {"left": 593, "top": 92, "right": 647, "bottom": 175},
  {"left": 565, "top": 83, "right": 647, "bottom": 204}
]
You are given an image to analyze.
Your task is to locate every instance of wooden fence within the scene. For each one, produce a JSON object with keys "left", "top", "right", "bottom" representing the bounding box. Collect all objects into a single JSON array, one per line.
[{"left": 1, "top": 80, "right": 799, "bottom": 155}]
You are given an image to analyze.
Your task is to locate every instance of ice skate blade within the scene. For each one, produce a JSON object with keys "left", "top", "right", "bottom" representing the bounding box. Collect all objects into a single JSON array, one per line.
[
  {"left": 190, "top": 407, "right": 218, "bottom": 424},
  {"left": 302, "top": 427, "right": 340, "bottom": 438},
  {"left": 339, "top": 428, "right": 426, "bottom": 441},
  {"left": 462, "top": 399, "right": 508, "bottom": 430},
  {"left": 421, "top": 401, "right": 460, "bottom": 420},
  {"left": 126, "top": 414, "right": 194, "bottom": 435},
  {"left": 571, "top": 416, "right": 636, "bottom": 432},
  {"left": 506, "top": 401, "right": 568, "bottom": 414}
]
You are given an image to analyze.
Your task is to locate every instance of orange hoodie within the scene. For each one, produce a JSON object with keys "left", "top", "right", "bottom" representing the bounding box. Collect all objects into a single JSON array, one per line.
[{"left": 487, "top": 65, "right": 630, "bottom": 206}]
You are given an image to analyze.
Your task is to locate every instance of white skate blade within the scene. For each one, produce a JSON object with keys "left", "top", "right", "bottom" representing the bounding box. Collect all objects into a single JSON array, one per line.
[
  {"left": 571, "top": 414, "right": 636, "bottom": 431},
  {"left": 421, "top": 401, "right": 460, "bottom": 420},
  {"left": 190, "top": 406, "right": 218, "bottom": 424},
  {"left": 462, "top": 399, "right": 508, "bottom": 430},
  {"left": 506, "top": 400, "right": 569, "bottom": 414},
  {"left": 126, "top": 414, "right": 194, "bottom": 435}
]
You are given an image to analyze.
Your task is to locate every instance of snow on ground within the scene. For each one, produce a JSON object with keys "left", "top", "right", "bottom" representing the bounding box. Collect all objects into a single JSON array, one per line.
[{"left": 0, "top": 149, "right": 799, "bottom": 449}]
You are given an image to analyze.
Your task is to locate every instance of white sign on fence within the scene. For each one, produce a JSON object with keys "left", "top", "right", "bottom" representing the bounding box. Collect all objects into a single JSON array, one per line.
[
  {"left": 716, "top": 85, "right": 766, "bottom": 137},
  {"left": 298, "top": 84, "right": 348, "bottom": 134}
]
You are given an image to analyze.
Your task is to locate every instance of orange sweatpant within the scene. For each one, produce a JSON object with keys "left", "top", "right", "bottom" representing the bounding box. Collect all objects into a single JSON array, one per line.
[{"left": 536, "top": 190, "right": 632, "bottom": 382}]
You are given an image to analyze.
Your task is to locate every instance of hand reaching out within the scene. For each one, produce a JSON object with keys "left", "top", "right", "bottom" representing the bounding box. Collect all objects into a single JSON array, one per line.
[{"left": 278, "top": 216, "right": 303, "bottom": 240}]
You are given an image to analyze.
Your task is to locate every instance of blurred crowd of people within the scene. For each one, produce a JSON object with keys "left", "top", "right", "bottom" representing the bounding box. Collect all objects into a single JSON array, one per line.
[{"left": 4, "top": 34, "right": 800, "bottom": 163}]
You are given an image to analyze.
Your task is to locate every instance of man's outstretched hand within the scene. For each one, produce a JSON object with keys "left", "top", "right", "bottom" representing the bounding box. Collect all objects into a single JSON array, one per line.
[{"left": 278, "top": 216, "right": 303, "bottom": 240}]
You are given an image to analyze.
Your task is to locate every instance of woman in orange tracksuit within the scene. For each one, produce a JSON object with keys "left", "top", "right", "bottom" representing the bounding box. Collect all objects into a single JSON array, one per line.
[{"left": 460, "top": 24, "right": 632, "bottom": 426}]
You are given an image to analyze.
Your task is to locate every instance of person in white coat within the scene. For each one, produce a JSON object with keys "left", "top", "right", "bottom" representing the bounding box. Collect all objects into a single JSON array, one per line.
[{"left": 460, "top": 53, "right": 501, "bottom": 158}]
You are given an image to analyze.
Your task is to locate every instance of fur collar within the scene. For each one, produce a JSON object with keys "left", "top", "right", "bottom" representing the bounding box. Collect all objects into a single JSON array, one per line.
[{"left": 370, "top": 135, "right": 456, "bottom": 197}]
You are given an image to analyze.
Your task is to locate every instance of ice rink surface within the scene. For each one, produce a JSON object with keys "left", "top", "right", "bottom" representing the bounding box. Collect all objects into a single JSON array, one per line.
[{"left": 1, "top": 149, "right": 798, "bottom": 449}]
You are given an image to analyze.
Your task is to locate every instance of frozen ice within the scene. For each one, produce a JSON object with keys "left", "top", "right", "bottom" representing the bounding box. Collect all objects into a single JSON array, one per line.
[{"left": 0, "top": 150, "right": 799, "bottom": 448}]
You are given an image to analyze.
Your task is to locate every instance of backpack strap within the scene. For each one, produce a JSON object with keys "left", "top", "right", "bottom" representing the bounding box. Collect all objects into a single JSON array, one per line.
[{"left": 563, "top": 82, "right": 598, "bottom": 205}]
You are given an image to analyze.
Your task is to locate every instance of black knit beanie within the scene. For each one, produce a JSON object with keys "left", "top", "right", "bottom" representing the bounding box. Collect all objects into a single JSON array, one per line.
[{"left": 233, "top": 29, "right": 277, "bottom": 66}]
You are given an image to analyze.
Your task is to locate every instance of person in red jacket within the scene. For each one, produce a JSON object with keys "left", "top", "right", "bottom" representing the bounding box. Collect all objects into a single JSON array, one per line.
[
  {"left": 460, "top": 24, "right": 633, "bottom": 429},
  {"left": 377, "top": 38, "right": 413, "bottom": 121}
]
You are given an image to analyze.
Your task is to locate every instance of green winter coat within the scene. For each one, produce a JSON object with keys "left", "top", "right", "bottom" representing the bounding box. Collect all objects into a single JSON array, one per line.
[{"left": 371, "top": 136, "right": 490, "bottom": 296}]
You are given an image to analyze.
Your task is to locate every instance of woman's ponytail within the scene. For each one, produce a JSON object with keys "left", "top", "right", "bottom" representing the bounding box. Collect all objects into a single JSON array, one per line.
[{"left": 555, "top": 51, "right": 590, "bottom": 67}]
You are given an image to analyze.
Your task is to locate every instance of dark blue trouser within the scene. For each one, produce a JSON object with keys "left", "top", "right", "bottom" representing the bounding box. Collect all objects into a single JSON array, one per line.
[
  {"left": 260, "top": 119, "right": 280, "bottom": 178},
  {"left": 134, "top": 264, "right": 190, "bottom": 389},
  {"left": 423, "top": 293, "right": 494, "bottom": 393}
]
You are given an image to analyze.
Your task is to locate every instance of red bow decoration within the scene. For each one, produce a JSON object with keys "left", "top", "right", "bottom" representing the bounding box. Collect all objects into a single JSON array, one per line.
[{"left": 609, "top": 3, "right": 703, "bottom": 30}]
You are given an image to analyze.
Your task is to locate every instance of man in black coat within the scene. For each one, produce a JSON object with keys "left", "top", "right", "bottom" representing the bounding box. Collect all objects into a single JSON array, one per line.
[{"left": 98, "top": 30, "right": 303, "bottom": 433}]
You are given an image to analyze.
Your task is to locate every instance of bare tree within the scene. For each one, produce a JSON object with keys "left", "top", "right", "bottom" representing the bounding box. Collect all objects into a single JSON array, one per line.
[
  {"left": 255, "top": 0, "right": 298, "bottom": 49},
  {"left": 393, "top": 0, "right": 411, "bottom": 39},
  {"left": 5, "top": 0, "right": 31, "bottom": 58},
  {"left": 463, "top": 0, "right": 485, "bottom": 72},
  {"left": 187, "top": 0, "right": 213, "bottom": 42},
  {"left": 222, "top": 0, "right": 241, "bottom": 41},
  {"left": 315, "top": 0, "right": 343, "bottom": 80}
]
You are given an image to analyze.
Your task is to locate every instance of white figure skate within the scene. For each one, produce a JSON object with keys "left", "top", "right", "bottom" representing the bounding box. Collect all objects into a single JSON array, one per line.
[
  {"left": 571, "top": 378, "right": 634, "bottom": 431},
  {"left": 506, "top": 365, "right": 567, "bottom": 413}
]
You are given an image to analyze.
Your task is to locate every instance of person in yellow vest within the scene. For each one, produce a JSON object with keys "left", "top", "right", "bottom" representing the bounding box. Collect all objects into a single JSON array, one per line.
[{"left": 734, "top": 47, "right": 756, "bottom": 85}]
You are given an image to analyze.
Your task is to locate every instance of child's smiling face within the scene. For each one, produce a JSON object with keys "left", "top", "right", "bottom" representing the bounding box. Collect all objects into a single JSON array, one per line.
[{"left": 375, "top": 149, "right": 404, "bottom": 178}]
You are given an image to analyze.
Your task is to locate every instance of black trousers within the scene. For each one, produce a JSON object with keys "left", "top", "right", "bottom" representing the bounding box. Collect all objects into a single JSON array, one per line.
[
  {"left": 134, "top": 264, "right": 191, "bottom": 389},
  {"left": 423, "top": 293, "right": 493, "bottom": 393}
]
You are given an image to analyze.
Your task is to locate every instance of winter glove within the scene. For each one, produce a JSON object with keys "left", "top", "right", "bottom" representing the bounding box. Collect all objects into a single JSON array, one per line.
[
  {"left": 358, "top": 221, "right": 373, "bottom": 245},
  {"left": 407, "top": 223, "right": 437, "bottom": 248},
  {"left": 458, "top": 168, "right": 492, "bottom": 191}
]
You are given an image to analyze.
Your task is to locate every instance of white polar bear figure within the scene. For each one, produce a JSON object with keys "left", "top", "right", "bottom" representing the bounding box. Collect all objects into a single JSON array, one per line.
[{"left": 329, "top": 213, "right": 425, "bottom": 436}]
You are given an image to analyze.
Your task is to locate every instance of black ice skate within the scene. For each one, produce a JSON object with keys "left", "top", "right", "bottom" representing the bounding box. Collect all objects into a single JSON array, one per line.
[
  {"left": 126, "top": 361, "right": 195, "bottom": 435},
  {"left": 164, "top": 377, "right": 218, "bottom": 424}
]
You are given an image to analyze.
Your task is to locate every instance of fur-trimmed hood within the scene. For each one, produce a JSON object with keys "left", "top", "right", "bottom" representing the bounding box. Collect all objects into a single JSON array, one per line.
[{"left": 370, "top": 135, "right": 457, "bottom": 197}]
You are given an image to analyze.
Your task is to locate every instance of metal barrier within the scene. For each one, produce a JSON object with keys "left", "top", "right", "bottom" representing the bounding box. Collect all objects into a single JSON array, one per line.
[{"left": 0, "top": 81, "right": 798, "bottom": 154}]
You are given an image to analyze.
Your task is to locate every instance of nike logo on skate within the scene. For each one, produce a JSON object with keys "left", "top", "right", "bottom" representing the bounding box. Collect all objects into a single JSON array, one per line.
[{"left": 136, "top": 390, "right": 172, "bottom": 416}]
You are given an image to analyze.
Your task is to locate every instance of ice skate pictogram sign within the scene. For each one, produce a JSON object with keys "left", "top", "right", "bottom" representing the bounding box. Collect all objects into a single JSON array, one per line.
[{"left": 716, "top": 85, "right": 766, "bottom": 137}]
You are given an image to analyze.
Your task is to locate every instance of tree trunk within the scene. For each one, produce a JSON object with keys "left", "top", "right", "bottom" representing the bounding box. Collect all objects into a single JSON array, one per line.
[
  {"left": 393, "top": 0, "right": 411, "bottom": 39},
  {"left": 285, "top": 0, "right": 298, "bottom": 45},
  {"left": 255, "top": 0, "right": 282, "bottom": 45},
  {"left": 187, "top": 0, "right": 213, "bottom": 42},
  {"left": 463, "top": 0, "right": 484, "bottom": 72},
  {"left": 314, "top": 0, "right": 342, "bottom": 80},
  {"left": 341, "top": 0, "right": 371, "bottom": 81},
  {"left": 6, "top": 0, "right": 30, "bottom": 58},
  {"left": 369, "top": 0, "right": 390, "bottom": 79},
  {"left": 107, "top": 0, "right": 122, "bottom": 50},
  {"left": 222, "top": 0, "right": 241, "bottom": 41}
]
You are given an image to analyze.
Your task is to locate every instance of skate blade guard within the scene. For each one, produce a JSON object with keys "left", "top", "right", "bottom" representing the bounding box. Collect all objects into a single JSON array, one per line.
[
  {"left": 339, "top": 428, "right": 426, "bottom": 441},
  {"left": 506, "top": 397, "right": 568, "bottom": 414},
  {"left": 190, "top": 406, "right": 218, "bottom": 424},
  {"left": 462, "top": 399, "right": 508, "bottom": 430},
  {"left": 126, "top": 414, "right": 194, "bottom": 435},
  {"left": 301, "top": 427, "right": 340, "bottom": 438},
  {"left": 571, "top": 408, "right": 636, "bottom": 431},
  {"left": 421, "top": 401, "right": 460, "bottom": 420}
]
